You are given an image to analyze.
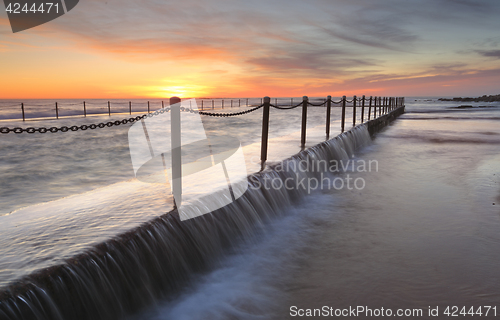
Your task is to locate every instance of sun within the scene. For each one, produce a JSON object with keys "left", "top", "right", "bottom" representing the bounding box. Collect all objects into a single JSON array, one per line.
[
  {"left": 159, "top": 86, "right": 189, "bottom": 98},
  {"left": 138, "top": 83, "right": 210, "bottom": 99}
]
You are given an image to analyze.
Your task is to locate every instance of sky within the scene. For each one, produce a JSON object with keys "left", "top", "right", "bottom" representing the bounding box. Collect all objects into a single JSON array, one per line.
[{"left": 1, "top": 0, "right": 500, "bottom": 99}]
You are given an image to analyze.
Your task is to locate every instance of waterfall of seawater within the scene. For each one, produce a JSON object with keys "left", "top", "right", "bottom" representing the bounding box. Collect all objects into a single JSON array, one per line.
[{"left": 0, "top": 125, "right": 372, "bottom": 320}]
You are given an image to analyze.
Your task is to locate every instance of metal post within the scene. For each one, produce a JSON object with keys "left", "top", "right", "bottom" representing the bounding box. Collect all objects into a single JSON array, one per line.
[
  {"left": 56, "top": 102, "right": 59, "bottom": 119},
  {"left": 239, "top": 99, "right": 240, "bottom": 107},
  {"left": 21, "top": 103, "right": 25, "bottom": 121},
  {"left": 341, "top": 96, "right": 346, "bottom": 132},
  {"left": 84, "top": 101, "right": 86, "bottom": 117},
  {"left": 201, "top": 100, "right": 203, "bottom": 110},
  {"left": 148, "top": 101, "right": 150, "bottom": 113},
  {"left": 326, "top": 95, "right": 332, "bottom": 139},
  {"left": 291, "top": 97, "right": 293, "bottom": 106},
  {"left": 261, "top": 96, "right": 271, "bottom": 167},
  {"left": 162, "top": 101, "right": 164, "bottom": 109},
  {"left": 361, "top": 95, "right": 365, "bottom": 123},
  {"left": 352, "top": 95, "right": 357, "bottom": 127},
  {"left": 129, "top": 101, "right": 132, "bottom": 115},
  {"left": 170, "top": 96, "right": 182, "bottom": 207},
  {"left": 372, "top": 97, "right": 375, "bottom": 118},
  {"left": 368, "top": 96, "right": 372, "bottom": 120},
  {"left": 301, "top": 96, "right": 308, "bottom": 148},
  {"left": 108, "top": 101, "right": 111, "bottom": 116},
  {"left": 222, "top": 99, "right": 224, "bottom": 109},
  {"left": 212, "top": 99, "right": 214, "bottom": 110}
]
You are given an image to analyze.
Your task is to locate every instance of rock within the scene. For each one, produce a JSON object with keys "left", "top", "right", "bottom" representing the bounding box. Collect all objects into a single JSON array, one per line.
[{"left": 439, "top": 94, "right": 500, "bottom": 102}]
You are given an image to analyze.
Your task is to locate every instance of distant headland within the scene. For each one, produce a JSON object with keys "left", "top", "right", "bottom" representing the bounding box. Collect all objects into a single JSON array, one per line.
[{"left": 439, "top": 94, "right": 500, "bottom": 102}]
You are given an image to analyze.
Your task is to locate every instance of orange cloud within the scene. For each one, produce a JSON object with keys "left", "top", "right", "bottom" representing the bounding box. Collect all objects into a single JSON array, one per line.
[{"left": 2, "top": 0, "right": 500, "bottom": 98}]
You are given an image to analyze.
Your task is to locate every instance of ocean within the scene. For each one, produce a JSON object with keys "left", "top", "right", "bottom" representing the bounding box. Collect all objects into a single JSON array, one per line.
[{"left": 1, "top": 97, "right": 499, "bottom": 319}]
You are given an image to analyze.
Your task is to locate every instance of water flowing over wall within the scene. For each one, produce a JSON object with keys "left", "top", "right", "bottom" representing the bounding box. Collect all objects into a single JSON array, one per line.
[{"left": 0, "top": 107, "right": 404, "bottom": 320}]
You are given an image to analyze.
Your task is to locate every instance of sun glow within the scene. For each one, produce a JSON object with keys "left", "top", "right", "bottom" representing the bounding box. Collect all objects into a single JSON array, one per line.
[
  {"left": 160, "top": 86, "right": 189, "bottom": 98},
  {"left": 132, "top": 82, "right": 211, "bottom": 99}
]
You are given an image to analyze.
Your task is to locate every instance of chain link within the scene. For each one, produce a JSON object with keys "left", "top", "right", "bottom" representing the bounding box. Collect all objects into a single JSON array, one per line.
[
  {"left": 196, "top": 104, "right": 264, "bottom": 117},
  {"left": 272, "top": 100, "right": 342, "bottom": 108},
  {"left": 0, "top": 115, "right": 148, "bottom": 134},
  {"left": 307, "top": 100, "right": 329, "bottom": 107},
  {"left": 270, "top": 102, "right": 303, "bottom": 110}
]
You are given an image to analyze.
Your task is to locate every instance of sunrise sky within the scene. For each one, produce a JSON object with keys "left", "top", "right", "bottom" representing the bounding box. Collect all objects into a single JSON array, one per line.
[{"left": 1, "top": 0, "right": 500, "bottom": 99}]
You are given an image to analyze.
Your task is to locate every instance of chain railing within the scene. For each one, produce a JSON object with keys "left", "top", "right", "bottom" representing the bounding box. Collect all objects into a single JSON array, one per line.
[
  {"left": 260, "top": 95, "right": 405, "bottom": 164},
  {"left": 0, "top": 95, "right": 404, "bottom": 132},
  {"left": 0, "top": 95, "right": 405, "bottom": 168}
]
